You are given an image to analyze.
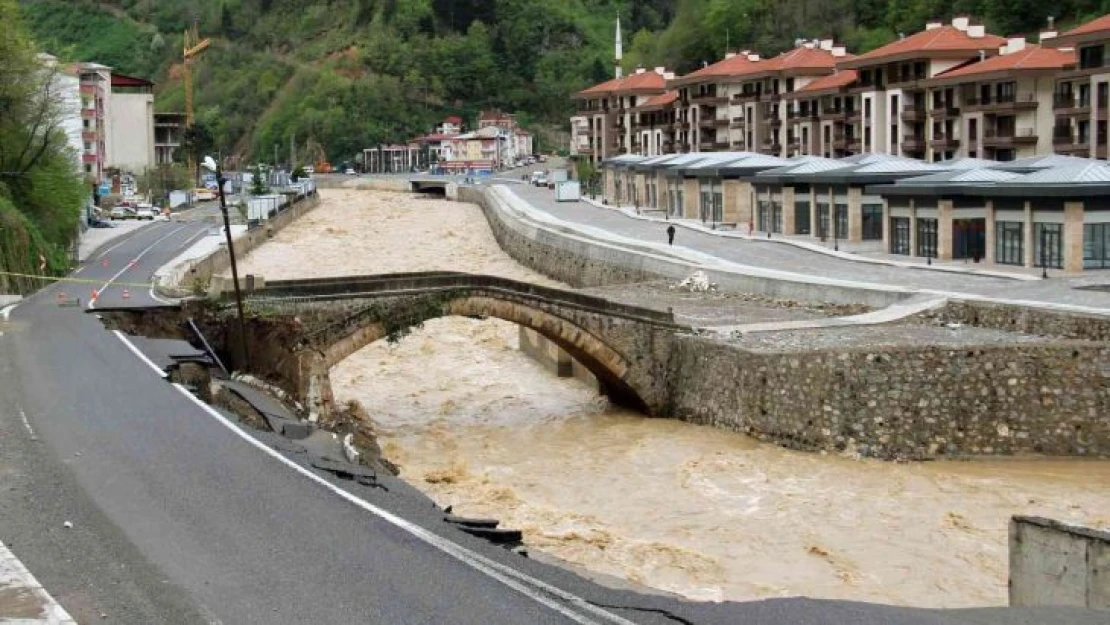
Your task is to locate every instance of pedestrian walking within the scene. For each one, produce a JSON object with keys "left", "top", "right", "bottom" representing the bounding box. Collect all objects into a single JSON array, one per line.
[{"left": 667, "top": 224, "right": 676, "bottom": 246}]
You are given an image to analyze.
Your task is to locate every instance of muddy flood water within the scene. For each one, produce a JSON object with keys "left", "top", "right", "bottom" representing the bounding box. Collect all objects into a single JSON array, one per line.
[{"left": 241, "top": 188, "right": 1110, "bottom": 607}]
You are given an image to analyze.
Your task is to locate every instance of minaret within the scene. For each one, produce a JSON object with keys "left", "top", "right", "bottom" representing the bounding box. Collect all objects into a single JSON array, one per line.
[{"left": 614, "top": 13, "right": 623, "bottom": 79}]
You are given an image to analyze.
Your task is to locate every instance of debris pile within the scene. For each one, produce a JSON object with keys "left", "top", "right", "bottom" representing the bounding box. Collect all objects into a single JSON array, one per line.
[{"left": 672, "top": 270, "right": 716, "bottom": 293}]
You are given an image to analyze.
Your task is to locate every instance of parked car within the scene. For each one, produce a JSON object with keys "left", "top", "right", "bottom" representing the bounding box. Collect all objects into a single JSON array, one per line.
[
  {"left": 194, "top": 188, "right": 216, "bottom": 202},
  {"left": 89, "top": 219, "right": 115, "bottom": 229},
  {"left": 344, "top": 168, "right": 357, "bottom": 175},
  {"left": 110, "top": 206, "right": 135, "bottom": 220},
  {"left": 135, "top": 205, "right": 157, "bottom": 220},
  {"left": 303, "top": 165, "right": 315, "bottom": 174}
]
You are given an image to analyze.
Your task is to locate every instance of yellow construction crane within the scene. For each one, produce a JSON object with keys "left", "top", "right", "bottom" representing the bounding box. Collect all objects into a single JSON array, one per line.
[{"left": 183, "top": 23, "right": 210, "bottom": 127}]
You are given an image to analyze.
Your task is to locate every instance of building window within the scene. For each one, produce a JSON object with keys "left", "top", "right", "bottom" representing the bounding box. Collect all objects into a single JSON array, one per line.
[
  {"left": 1080, "top": 44, "right": 1105, "bottom": 70},
  {"left": 794, "top": 201, "right": 811, "bottom": 234},
  {"left": 834, "top": 203, "right": 848, "bottom": 240},
  {"left": 996, "top": 221, "right": 1024, "bottom": 265},
  {"left": 84, "top": 164, "right": 92, "bottom": 174},
  {"left": 1084, "top": 223, "right": 1110, "bottom": 269},
  {"left": 890, "top": 217, "right": 910, "bottom": 254},
  {"left": 772, "top": 201, "right": 783, "bottom": 233},
  {"left": 916, "top": 218, "right": 938, "bottom": 258},
  {"left": 861, "top": 204, "right": 883, "bottom": 240},
  {"left": 83, "top": 141, "right": 92, "bottom": 153},
  {"left": 1033, "top": 223, "right": 1063, "bottom": 269},
  {"left": 816, "top": 202, "right": 830, "bottom": 238}
]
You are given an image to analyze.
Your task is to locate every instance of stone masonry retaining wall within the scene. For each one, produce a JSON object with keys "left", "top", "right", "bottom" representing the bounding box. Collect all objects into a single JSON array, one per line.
[
  {"left": 917, "top": 299, "right": 1110, "bottom": 342},
  {"left": 459, "top": 186, "right": 668, "bottom": 288},
  {"left": 667, "top": 335, "right": 1110, "bottom": 460}
]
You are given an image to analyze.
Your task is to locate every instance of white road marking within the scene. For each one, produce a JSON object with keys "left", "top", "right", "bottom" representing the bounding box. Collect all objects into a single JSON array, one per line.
[
  {"left": 73, "top": 267, "right": 84, "bottom": 275},
  {"left": 18, "top": 408, "right": 37, "bottom": 441},
  {"left": 0, "top": 539, "right": 76, "bottom": 624},
  {"left": 112, "top": 331, "right": 168, "bottom": 378},
  {"left": 166, "top": 380, "right": 636, "bottom": 625},
  {"left": 96, "top": 222, "right": 165, "bottom": 261},
  {"left": 1, "top": 303, "right": 17, "bottom": 321},
  {"left": 89, "top": 226, "right": 186, "bottom": 310}
]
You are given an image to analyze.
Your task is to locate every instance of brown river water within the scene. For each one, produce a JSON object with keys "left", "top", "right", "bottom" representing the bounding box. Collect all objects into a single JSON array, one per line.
[{"left": 240, "top": 188, "right": 1110, "bottom": 607}]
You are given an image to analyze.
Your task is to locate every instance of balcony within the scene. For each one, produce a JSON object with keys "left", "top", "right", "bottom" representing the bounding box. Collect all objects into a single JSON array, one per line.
[
  {"left": 759, "top": 141, "right": 782, "bottom": 155},
  {"left": 731, "top": 140, "right": 746, "bottom": 149},
  {"left": 820, "top": 108, "right": 847, "bottom": 121},
  {"left": 729, "top": 117, "right": 746, "bottom": 129},
  {"left": 847, "top": 138, "right": 862, "bottom": 152},
  {"left": 902, "top": 135, "right": 927, "bottom": 151},
  {"left": 81, "top": 131, "right": 97, "bottom": 141},
  {"left": 983, "top": 127, "right": 1038, "bottom": 148},
  {"left": 845, "top": 109, "right": 862, "bottom": 123},
  {"left": 787, "top": 108, "right": 818, "bottom": 120},
  {"left": 831, "top": 133, "right": 847, "bottom": 150},
  {"left": 673, "top": 120, "right": 691, "bottom": 130},
  {"left": 769, "top": 117, "right": 783, "bottom": 129},
  {"left": 930, "top": 105, "right": 961, "bottom": 119},
  {"left": 699, "top": 138, "right": 720, "bottom": 152},
  {"left": 964, "top": 93, "right": 1039, "bottom": 113},
  {"left": 691, "top": 94, "right": 728, "bottom": 106},
  {"left": 901, "top": 104, "right": 927, "bottom": 122},
  {"left": 731, "top": 91, "right": 760, "bottom": 104},
  {"left": 81, "top": 153, "right": 98, "bottom": 164},
  {"left": 929, "top": 134, "right": 961, "bottom": 149},
  {"left": 1053, "top": 94, "right": 1090, "bottom": 116},
  {"left": 714, "top": 140, "right": 730, "bottom": 150}
]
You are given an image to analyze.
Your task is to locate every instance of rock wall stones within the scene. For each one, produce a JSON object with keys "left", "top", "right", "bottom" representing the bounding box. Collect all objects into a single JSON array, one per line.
[
  {"left": 667, "top": 335, "right": 1110, "bottom": 460},
  {"left": 917, "top": 300, "right": 1110, "bottom": 342},
  {"left": 458, "top": 186, "right": 669, "bottom": 288}
]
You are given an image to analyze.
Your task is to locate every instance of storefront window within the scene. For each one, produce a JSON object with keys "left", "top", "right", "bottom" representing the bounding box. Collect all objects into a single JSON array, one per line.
[
  {"left": 1085, "top": 223, "right": 1110, "bottom": 269},
  {"left": 794, "top": 201, "right": 811, "bottom": 234},
  {"left": 890, "top": 217, "right": 910, "bottom": 254},
  {"left": 816, "top": 203, "right": 830, "bottom": 238},
  {"left": 1034, "top": 223, "right": 1063, "bottom": 269},
  {"left": 995, "top": 221, "right": 1023, "bottom": 266},
  {"left": 916, "top": 218, "right": 937, "bottom": 258},
  {"left": 771, "top": 201, "right": 783, "bottom": 233},
  {"left": 861, "top": 204, "right": 883, "bottom": 240},
  {"left": 834, "top": 203, "right": 848, "bottom": 240}
]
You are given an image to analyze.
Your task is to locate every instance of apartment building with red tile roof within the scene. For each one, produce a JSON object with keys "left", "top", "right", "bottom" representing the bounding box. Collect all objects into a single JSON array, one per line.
[{"left": 1044, "top": 14, "right": 1110, "bottom": 159}]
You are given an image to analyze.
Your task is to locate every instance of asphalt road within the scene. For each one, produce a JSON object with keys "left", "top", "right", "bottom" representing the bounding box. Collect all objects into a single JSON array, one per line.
[{"left": 1, "top": 218, "right": 1107, "bottom": 624}]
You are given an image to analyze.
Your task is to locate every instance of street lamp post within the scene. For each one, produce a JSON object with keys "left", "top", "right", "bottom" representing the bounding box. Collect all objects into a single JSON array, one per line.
[{"left": 203, "top": 156, "right": 249, "bottom": 370}]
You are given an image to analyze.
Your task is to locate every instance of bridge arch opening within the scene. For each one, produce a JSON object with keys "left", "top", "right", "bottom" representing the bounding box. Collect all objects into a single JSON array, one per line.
[{"left": 319, "top": 295, "right": 650, "bottom": 414}]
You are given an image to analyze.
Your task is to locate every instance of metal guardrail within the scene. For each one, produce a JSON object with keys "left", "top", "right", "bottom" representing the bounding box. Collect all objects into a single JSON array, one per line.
[{"left": 247, "top": 272, "right": 679, "bottom": 326}]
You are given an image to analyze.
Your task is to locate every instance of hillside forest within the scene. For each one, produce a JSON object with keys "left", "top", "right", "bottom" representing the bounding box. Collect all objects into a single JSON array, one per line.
[{"left": 17, "top": 0, "right": 1110, "bottom": 166}]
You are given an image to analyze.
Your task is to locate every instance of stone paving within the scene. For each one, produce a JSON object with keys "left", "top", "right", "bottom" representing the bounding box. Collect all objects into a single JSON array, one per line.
[
  {"left": 506, "top": 182, "right": 1110, "bottom": 312},
  {"left": 725, "top": 322, "right": 1053, "bottom": 352},
  {"left": 581, "top": 281, "right": 861, "bottom": 327}
]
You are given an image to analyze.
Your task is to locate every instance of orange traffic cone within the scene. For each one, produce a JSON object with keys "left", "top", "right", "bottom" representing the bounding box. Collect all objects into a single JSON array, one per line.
[{"left": 91, "top": 289, "right": 99, "bottom": 302}]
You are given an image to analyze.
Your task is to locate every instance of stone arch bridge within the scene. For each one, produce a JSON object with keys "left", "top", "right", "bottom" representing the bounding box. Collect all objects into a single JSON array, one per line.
[{"left": 156, "top": 272, "right": 686, "bottom": 421}]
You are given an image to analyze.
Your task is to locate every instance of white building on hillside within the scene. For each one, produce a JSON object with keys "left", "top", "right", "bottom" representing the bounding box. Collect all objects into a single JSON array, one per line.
[{"left": 106, "top": 72, "right": 155, "bottom": 173}]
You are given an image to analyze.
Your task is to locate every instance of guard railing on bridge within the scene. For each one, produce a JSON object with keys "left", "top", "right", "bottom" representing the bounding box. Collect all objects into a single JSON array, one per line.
[{"left": 241, "top": 272, "right": 679, "bottom": 327}]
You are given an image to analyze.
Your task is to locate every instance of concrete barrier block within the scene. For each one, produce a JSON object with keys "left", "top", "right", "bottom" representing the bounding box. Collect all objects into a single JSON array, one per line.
[{"left": 1010, "top": 516, "right": 1110, "bottom": 609}]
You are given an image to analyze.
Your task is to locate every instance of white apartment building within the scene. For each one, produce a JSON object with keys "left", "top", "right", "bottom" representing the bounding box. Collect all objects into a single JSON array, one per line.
[{"left": 105, "top": 73, "right": 156, "bottom": 173}]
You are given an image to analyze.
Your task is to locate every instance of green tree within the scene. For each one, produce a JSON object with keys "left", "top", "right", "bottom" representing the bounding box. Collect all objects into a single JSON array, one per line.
[
  {"left": 0, "top": 0, "right": 86, "bottom": 292},
  {"left": 249, "top": 165, "right": 268, "bottom": 195}
]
